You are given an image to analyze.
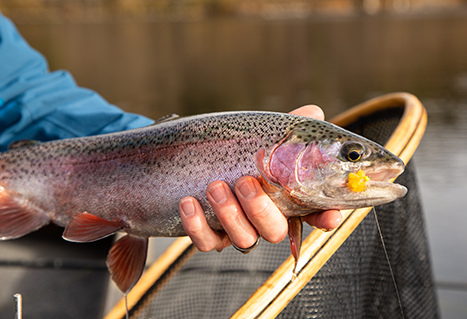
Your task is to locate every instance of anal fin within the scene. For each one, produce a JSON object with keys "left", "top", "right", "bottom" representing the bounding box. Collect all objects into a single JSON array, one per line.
[
  {"left": 287, "top": 216, "right": 303, "bottom": 276},
  {"left": 106, "top": 234, "right": 148, "bottom": 294},
  {"left": 0, "top": 187, "right": 50, "bottom": 240},
  {"left": 63, "top": 212, "right": 125, "bottom": 243}
]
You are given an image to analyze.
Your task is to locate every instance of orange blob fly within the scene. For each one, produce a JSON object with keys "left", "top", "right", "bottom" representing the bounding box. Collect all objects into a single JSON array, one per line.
[{"left": 347, "top": 170, "right": 370, "bottom": 192}]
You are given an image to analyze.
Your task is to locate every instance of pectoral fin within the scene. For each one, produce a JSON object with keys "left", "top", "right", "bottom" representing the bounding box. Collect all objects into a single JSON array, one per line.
[
  {"left": 287, "top": 216, "right": 303, "bottom": 275},
  {"left": 106, "top": 234, "right": 148, "bottom": 294},
  {"left": 63, "top": 212, "right": 125, "bottom": 242},
  {"left": 0, "top": 187, "right": 50, "bottom": 240}
]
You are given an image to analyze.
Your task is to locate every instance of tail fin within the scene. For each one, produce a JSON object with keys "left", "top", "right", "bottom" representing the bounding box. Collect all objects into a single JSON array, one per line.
[{"left": 0, "top": 186, "right": 50, "bottom": 240}]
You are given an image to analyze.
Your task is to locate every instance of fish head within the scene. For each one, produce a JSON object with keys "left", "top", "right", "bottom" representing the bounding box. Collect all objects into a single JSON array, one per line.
[{"left": 255, "top": 119, "right": 407, "bottom": 216}]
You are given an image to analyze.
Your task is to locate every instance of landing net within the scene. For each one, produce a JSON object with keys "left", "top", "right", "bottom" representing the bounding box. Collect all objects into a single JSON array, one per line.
[{"left": 127, "top": 106, "right": 439, "bottom": 319}]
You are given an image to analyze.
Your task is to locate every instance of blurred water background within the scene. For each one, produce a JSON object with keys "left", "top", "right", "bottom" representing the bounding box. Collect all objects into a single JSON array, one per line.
[{"left": 3, "top": 0, "right": 467, "bottom": 318}]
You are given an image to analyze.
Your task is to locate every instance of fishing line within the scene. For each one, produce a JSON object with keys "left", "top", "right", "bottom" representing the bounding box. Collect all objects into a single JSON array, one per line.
[
  {"left": 124, "top": 294, "right": 129, "bottom": 319},
  {"left": 372, "top": 207, "right": 405, "bottom": 319}
]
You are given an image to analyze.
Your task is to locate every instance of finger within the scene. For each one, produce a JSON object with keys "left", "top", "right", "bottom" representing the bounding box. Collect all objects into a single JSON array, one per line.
[
  {"left": 206, "top": 181, "right": 258, "bottom": 250},
  {"left": 302, "top": 209, "right": 342, "bottom": 232},
  {"left": 289, "top": 104, "right": 325, "bottom": 120},
  {"left": 235, "top": 176, "right": 288, "bottom": 244},
  {"left": 179, "top": 196, "right": 230, "bottom": 252}
]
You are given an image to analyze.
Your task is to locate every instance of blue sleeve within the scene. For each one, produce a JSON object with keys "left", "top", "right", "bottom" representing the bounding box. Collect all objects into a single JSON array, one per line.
[{"left": 0, "top": 13, "right": 154, "bottom": 152}]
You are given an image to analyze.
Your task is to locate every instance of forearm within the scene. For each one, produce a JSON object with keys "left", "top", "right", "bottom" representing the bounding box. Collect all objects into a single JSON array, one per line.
[{"left": 0, "top": 12, "right": 153, "bottom": 151}]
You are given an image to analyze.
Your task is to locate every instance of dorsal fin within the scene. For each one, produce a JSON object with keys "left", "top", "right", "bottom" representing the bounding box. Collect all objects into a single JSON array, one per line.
[
  {"left": 0, "top": 187, "right": 50, "bottom": 240},
  {"left": 8, "top": 140, "right": 40, "bottom": 150},
  {"left": 155, "top": 113, "right": 179, "bottom": 123},
  {"left": 62, "top": 212, "right": 125, "bottom": 243},
  {"left": 106, "top": 234, "right": 148, "bottom": 294}
]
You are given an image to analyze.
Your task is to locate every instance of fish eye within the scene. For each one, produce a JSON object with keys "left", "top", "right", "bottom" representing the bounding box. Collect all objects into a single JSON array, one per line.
[
  {"left": 341, "top": 142, "right": 365, "bottom": 162},
  {"left": 347, "top": 150, "right": 361, "bottom": 161}
]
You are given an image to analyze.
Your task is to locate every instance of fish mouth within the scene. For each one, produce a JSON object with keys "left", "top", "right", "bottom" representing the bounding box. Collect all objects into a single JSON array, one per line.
[
  {"left": 337, "top": 162, "right": 405, "bottom": 190},
  {"left": 364, "top": 162, "right": 405, "bottom": 183},
  {"left": 358, "top": 162, "right": 408, "bottom": 201},
  {"left": 333, "top": 161, "right": 407, "bottom": 204}
]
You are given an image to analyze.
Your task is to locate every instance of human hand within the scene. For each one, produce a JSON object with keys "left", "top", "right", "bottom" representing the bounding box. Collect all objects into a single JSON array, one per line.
[{"left": 179, "top": 105, "right": 343, "bottom": 252}]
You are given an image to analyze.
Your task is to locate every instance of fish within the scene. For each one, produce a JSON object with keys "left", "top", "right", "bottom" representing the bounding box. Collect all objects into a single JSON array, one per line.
[{"left": 0, "top": 111, "right": 407, "bottom": 294}]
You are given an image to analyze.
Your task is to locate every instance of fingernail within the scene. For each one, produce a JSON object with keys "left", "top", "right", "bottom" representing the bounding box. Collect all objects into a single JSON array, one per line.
[
  {"left": 237, "top": 178, "right": 257, "bottom": 200},
  {"left": 208, "top": 183, "right": 228, "bottom": 204},
  {"left": 180, "top": 198, "right": 196, "bottom": 217}
]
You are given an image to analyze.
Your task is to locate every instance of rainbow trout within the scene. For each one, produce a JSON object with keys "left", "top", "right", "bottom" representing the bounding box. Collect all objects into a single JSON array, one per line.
[{"left": 0, "top": 111, "right": 406, "bottom": 294}]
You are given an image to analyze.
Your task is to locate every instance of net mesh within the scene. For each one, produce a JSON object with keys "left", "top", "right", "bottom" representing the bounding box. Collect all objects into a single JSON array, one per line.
[{"left": 128, "top": 106, "right": 439, "bottom": 319}]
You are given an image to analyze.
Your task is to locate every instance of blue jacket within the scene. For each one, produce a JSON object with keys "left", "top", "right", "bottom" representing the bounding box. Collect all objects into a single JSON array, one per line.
[{"left": 0, "top": 12, "right": 154, "bottom": 151}]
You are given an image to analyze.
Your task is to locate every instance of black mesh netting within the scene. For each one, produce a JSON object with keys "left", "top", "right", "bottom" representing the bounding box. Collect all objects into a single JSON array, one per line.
[{"left": 128, "top": 107, "right": 439, "bottom": 319}]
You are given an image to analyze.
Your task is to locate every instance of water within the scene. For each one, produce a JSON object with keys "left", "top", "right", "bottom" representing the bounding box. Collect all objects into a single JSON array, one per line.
[{"left": 15, "top": 11, "right": 467, "bottom": 318}]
